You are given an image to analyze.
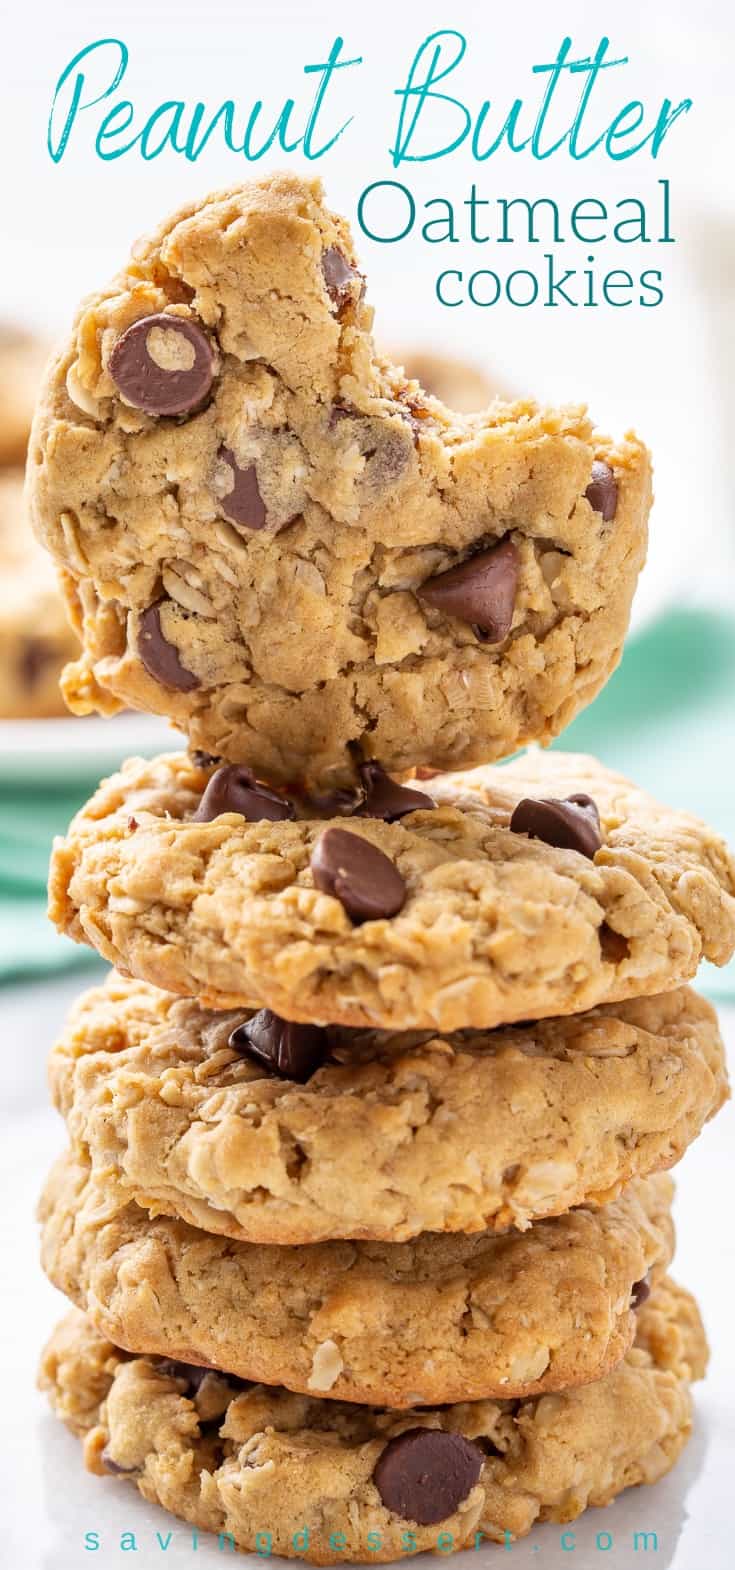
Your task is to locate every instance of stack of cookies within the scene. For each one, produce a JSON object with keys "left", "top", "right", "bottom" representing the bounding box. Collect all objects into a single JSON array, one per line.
[{"left": 29, "top": 175, "right": 735, "bottom": 1562}]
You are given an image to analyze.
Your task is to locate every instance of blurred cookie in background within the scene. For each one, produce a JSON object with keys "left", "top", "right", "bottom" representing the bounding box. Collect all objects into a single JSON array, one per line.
[
  {"left": 0, "top": 323, "right": 50, "bottom": 467},
  {"left": 0, "top": 472, "right": 78, "bottom": 719},
  {"left": 387, "top": 347, "right": 506, "bottom": 412}
]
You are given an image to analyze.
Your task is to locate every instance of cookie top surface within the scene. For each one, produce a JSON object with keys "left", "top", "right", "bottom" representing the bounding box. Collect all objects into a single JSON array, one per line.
[
  {"left": 39, "top": 1279, "right": 705, "bottom": 1561},
  {"left": 28, "top": 174, "right": 650, "bottom": 788},
  {"left": 49, "top": 747, "right": 735, "bottom": 1029},
  {"left": 49, "top": 971, "right": 726, "bottom": 1242},
  {"left": 40, "top": 1150, "right": 674, "bottom": 1407},
  {"left": 0, "top": 471, "right": 78, "bottom": 718}
]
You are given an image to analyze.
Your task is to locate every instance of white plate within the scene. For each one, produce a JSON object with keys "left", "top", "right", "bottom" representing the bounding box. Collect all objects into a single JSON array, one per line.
[{"left": 0, "top": 712, "right": 183, "bottom": 783}]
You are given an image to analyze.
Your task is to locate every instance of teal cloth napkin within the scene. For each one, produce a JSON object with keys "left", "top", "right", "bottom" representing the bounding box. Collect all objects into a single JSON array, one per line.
[
  {"left": 552, "top": 607, "right": 735, "bottom": 1002},
  {"left": 0, "top": 782, "right": 105, "bottom": 983},
  {"left": 1, "top": 606, "right": 733, "bottom": 996}
]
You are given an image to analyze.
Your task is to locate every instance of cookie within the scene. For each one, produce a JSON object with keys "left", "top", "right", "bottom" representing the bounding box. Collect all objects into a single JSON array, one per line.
[
  {"left": 49, "top": 973, "right": 726, "bottom": 1243},
  {"left": 39, "top": 1279, "right": 706, "bottom": 1563},
  {"left": 27, "top": 173, "right": 651, "bottom": 789},
  {"left": 387, "top": 348, "right": 500, "bottom": 412},
  {"left": 0, "top": 472, "right": 78, "bottom": 718},
  {"left": 0, "top": 322, "right": 49, "bottom": 466},
  {"left": 48, "top": 748, "right": 735, "bottom": 1027},
  {"left": 39, "top": 1150, "right": 674, "bottom": 1407}
]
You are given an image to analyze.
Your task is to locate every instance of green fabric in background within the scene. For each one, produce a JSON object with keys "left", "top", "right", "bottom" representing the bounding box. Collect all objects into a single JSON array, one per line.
[
  {"left": 553, "top": 608, "right": 735, "bottom": 1001},
  {"left": 0, "top": 606, "right": 733, "bottom": 995},
  {"left": 0, "top": 781, "right": 105, "bottom": 985}
]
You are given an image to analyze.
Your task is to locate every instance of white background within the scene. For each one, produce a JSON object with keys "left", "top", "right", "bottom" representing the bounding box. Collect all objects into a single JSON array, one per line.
[{"left": 1, "top": 1, "right": 734, "bottom": 1566}]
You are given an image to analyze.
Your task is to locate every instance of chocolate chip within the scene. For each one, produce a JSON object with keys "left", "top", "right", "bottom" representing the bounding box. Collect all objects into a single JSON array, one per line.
[
  {"left": 322, "top": 247, "right": 360, "bottom": 310},
  {"left": 191, "top": 750, "right": 223, "bottom": 770},
  {"left": 509, "top": 792, "right": 602, "bottom": 859},
  {"left": 154, "top": 1357, "right": 213, "bottom": 1391},
  {"left": 599, "top": 923, "right": 630, "bottom": 963},
  {"left": 154, "top": 1358, "right": 247, "bottom": 1405},
  {"left": 311, "top": 827, "right": 406, "bottom": 923},
  {"left": 418, "top": 538, "right": 519, "bottom": 643},
  {"left": 127, "top": 817, "right": 139, "bottom": 833},
  {"left": 101, "top": 1447, "right": 138, "bottom": 1475},
  {"left": 109, "top": 313, "right": 214, "bottom": 416},
  {"left": 585, "top": 461, "right": 618, "bottom": 521},
  {"left": 137, "top": 602, "right": 200, "bottom": 692},
  {"left": 329, "top": 403, "right": 353, "bottom": 427},
  {"left": 397, "top": 402, "right": 428, "bottom": 446},
  {"left": 330, "top": 408, "right": 412, "bottom": 487},
  {"left": 631, "top": 1275, "right": 651, "bottom": 1310},
  {"left": 367, "top": 429, "right": 413, "bottom": 487},
  {"left": 373, "top": 1429, "right": 483, "bottom": 1525},
  {"left": 193, "top": 764, "right": 294, "bottom": 824},
  {"left": 217, "top": 448, "right": 267, "bottom": 530},
  {"left": 308, "top": 785, "right": 363, "bottom": 817},
  {"left": 355, "top": 762, "right": 434, "bottom": 823},
  {"left": 230, "top": 1010, "right": 329, "bottom": 1082},
  {"left": 399, "top": 415, "right": 422, "bottom": 446}
]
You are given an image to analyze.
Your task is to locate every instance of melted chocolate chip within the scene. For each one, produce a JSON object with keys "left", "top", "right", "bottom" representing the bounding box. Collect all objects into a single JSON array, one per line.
[
  {"left": 193, "top": 764, "right": 295, "bottom": 824},
  {"left": 355, "top": 762, "right": 434, "bottom": 823},
  {"left": 418, "top": 538, "right": 519, "bottom": 643},
  {"left": 510, "top": 792, "right": 602, "bottom": 859},
  {"left": 373, "top": 432, "right": 414, "bottom": 486},
  {"left": 311, "top": 827, "right": 406, "bottom": 923},
  {"left": 191, "top": 750, "right": 223, "bottom": 770},
  {"left": 230, "top": 1010, "right": 329, "bottom": 1082},
  {"left": 585, "top": 461, "right": 618, "bottom": 521},
  {"left": 217, "top": 448, "right": 267, "bottom": 530},
  {"left": 154, "top": 1358, "right": 213, "bottom": 1391},
  {"left": 631, "top": 1275, "right": 651, "bottom": 1310},
  {"left": 599, "top": 924, "right": 630, "bottom": 964},
  {"left": 109, "top": 313, "right": 214, "bottom": 416},
  {"left": 397, "top": 407, "right": 424, "bottom": 446},
  {"left": 373, "top": 1429, "right": 483, "bottom": 1525},
  {"left": 137, "top": 602, "right": 200, "bottom": 692},
  {"left": 329, "top": 403, "right": 353, "bottom": 427},
  {"left": 322, "top": 247, "right": 360, "bottom": 310},
  {"left": 329, "top": 407, "right": 412, "bottom": 487},
  {"left": 308, "top": 785, "right": 363, "bottom": 817}
]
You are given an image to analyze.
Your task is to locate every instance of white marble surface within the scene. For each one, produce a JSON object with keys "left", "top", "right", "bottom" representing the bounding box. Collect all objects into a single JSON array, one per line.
[{"left": 2, "top": 969, "right": 733, "bottom": 1570}]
